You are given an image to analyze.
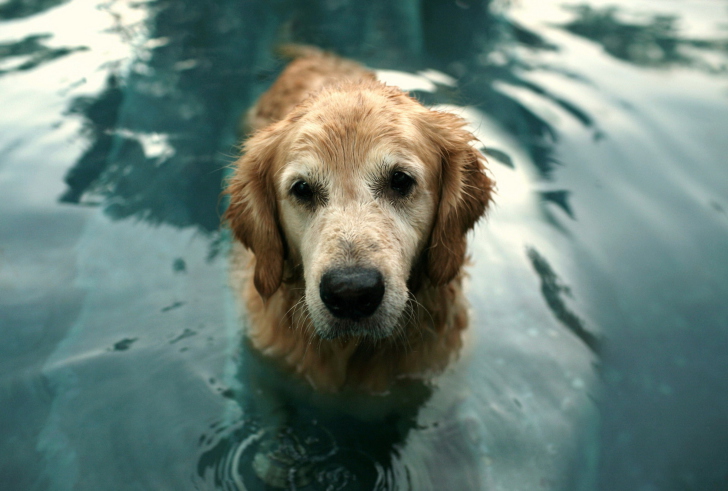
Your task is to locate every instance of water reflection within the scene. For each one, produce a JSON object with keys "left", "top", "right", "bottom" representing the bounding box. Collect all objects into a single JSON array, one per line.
[
  {"left": 58, "top": 0, "right": 600, "bottom": 233},
  {"left": 562, "top": 5, "right": 728, "bottom": 72},
  {"left": 419, "top": 0, "right": 584, "bottom": 180},
  {"left": 6, "top": 0, "right": 726, "bottom": 489},
  {"left": 0, "top": 0, "right": 71, "bottom": 20},
  {"left": 94, "top": 2, "right": 602, "bottom": 489},
  {"left": 0, "top": 34, "right": 87, "bottom": 76},
  {"left": 59, "top": 0, "right": 265, "bottom": 233},
  {"left": 60, "top": 74, "right": 124, "bottom": 203}
]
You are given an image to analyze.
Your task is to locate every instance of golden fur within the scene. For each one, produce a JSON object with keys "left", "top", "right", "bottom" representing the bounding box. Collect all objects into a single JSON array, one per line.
[{"left": 225, "top": 47, "right": 493, "bottom": 393}]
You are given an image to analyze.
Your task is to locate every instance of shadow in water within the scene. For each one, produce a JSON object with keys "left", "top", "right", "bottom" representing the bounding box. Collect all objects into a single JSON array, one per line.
[
  {"left": 197, "top": 340, "right": 432, "bottom": 490},
  {"left": 527, "top": 247, "right": 601, "bottom": 354}
]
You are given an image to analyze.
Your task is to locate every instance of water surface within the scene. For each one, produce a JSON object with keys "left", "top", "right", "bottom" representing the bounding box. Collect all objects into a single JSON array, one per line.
[{"left": 1, "top": 0, "right": 727, "bottom": 489}]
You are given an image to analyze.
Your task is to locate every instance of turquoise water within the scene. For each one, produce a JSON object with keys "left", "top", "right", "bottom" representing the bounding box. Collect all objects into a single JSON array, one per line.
[{"left": 1, "top": 1, "right": 727, "bottom": 489}]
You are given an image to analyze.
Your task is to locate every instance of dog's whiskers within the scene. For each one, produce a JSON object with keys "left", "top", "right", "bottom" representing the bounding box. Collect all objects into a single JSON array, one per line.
[
  {"left": 408, "top": 292, "right": 437, "bottom": 341},
  {"left": 279, "top": 294, "right": 305, "bottom": 336}
]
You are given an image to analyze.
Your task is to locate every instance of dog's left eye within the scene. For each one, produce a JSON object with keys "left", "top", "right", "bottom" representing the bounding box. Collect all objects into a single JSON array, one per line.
[
  {"left": 390, "top": 171, "right": 415, "bottom": 197},
  {"left": 291, "top": 180, "right": 314, "bottom": 202}
]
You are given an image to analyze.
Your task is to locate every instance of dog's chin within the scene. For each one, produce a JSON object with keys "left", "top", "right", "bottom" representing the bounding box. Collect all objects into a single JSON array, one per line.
[{"left": 309, "top": 307, "right": 404, "bottom": 341}]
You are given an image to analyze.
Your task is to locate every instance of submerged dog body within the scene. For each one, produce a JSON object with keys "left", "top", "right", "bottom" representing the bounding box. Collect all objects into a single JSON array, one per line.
[{"left": 226, "top": 48, "right": 493, "bottom": 392}]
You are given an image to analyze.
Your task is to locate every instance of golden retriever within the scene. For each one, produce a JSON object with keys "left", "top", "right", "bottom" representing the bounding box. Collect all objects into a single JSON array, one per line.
[{"left": 225, "top": 47, "right": 493, "bottom": 393}]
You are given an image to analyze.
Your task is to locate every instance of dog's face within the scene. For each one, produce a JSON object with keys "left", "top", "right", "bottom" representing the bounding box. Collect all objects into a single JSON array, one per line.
[
  {"left": 226, "top": 82, "right": 493, "bottom": 340},
  {"left": 277, "top": 114, "right": 438, "bottom": 339}
]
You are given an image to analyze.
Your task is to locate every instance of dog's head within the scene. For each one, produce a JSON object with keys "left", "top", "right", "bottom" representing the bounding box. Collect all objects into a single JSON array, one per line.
[{"left": 225, "top": 81, "right": 493, "bottom": 340}]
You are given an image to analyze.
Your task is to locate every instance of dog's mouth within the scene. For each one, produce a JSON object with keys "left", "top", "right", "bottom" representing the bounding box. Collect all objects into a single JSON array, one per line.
[{"left": 309, "top": 266, "right": 405, "bottom": 340}]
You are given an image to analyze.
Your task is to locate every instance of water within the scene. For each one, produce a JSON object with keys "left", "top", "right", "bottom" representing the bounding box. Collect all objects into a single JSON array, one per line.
[{"left": 1, "top": 0, "right": 726, "bottom": 489}]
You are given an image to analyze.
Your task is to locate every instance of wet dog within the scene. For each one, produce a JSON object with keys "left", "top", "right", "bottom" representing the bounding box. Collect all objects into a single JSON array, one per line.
[{"left": 225, "top": 46, "right": 493, "bottom": 393}]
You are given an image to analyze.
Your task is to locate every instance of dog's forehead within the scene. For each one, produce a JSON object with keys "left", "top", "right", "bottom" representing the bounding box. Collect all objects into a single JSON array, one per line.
[
  {"left": 286, "top": 89, "right": 434, "bottom": 161},
  {"left": 273, "top": 87, "right": 443, "bottom": 195},
  {"left": 289, "top": 129, "right": 432, "bottom": 183},
  {"left": 291, "top": 121, "right": 409, "bottom": 164},
  {"left": 289, "top": 140, "right": 405, "bottom": 171}
]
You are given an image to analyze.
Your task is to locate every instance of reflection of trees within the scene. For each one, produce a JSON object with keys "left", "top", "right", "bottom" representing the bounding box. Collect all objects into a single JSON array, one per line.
[
  {"left": 281, "top": 0, "right": 595, "bottom": 179},
  {"left": 0, "top": 34, "right": 86, "bottom": 77},
  {"left": 562, "top": 5, "right": 728, "bottom": 71},
  {"left": 420, "top": 0, "right": 570, "bottom": 180},
  {"left": 0, "top": 0, "right": 70, "bottom": 20},
  {"left": 60, "top": 0, "right": 439, "bottom": 234},
  {"left": 62, "top": 0, "right": 589, "bottom": 236},
  {"left": 282, "top": 0, "right": 580, "bottom": 179},
  {"left": 62, "top": 75, "right": 124, "bottom": 204},
  {"left": 62, "top": 0, "right": 276, "bottom": 233}
]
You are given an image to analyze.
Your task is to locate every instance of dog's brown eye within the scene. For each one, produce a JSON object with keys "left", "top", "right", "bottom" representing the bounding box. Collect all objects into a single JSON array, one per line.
[
  {"left": 390, "top": 171, "right": 414, "bottom": 196},
  {"left": 291, "top": 180, "right": 314, "bottom": 201}
]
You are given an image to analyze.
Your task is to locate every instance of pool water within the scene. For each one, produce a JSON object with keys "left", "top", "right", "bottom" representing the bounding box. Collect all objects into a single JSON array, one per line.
[{"left": 1, "top": 0, "right": 727, "bottom": 489}]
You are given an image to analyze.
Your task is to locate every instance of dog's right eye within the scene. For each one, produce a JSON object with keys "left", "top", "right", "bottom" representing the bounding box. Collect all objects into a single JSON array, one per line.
[
  {"left": 291, "top": 180, "right": 314, "bottom": 202},
  {"left": 390, "top": 171, "right": 415, "bottom": 197}
]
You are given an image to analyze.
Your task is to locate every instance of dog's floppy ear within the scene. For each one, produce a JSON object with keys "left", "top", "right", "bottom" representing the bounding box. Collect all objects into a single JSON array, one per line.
[
  {"left": 420, "top": 110, "right": 494, "bottom": 285},
  {"left": 224, "top": 124, "right": 286, "bottom": 299}
]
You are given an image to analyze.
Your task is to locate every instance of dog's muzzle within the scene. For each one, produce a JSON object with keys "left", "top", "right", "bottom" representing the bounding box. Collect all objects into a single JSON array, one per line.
[{"left": 319, "top": 267, "right": 385, "bottom": 320}]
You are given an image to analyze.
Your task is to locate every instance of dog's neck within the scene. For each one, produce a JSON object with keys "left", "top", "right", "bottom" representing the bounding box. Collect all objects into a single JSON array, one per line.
[{"left": 234, "top": 249, "right": 469, "bottom": 393}]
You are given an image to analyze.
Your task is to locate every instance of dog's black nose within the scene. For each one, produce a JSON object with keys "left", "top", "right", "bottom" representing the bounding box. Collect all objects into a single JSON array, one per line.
[{"left": 319, "top": 267, "right": 385, "bottom": 320}]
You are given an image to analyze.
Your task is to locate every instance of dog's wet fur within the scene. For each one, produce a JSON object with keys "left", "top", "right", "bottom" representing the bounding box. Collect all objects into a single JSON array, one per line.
[{"left": 225, "top": 46, "right": 493, "bottom": 393}]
